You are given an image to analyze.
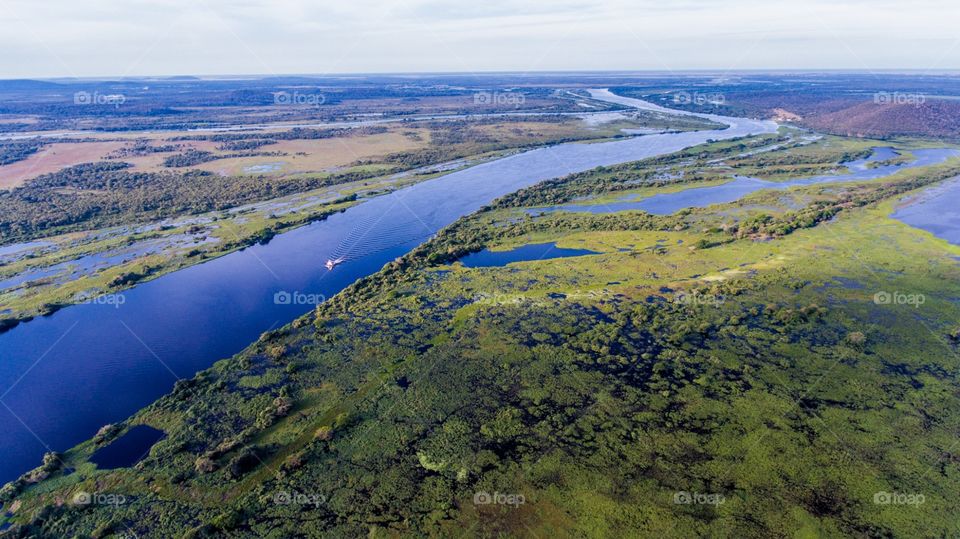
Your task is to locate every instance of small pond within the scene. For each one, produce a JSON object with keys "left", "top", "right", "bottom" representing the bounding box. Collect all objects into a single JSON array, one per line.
[
  {"left": 459, "top": 242, "right": 599, "bottom": 268},
  {"left": 89, "top": 425, "right": 166, "bottom": 469}
]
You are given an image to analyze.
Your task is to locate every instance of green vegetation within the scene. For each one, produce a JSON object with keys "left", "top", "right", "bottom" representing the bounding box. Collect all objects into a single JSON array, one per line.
[
  {"left": 6, "top": 134, "right": 960, "bottom": 537},
  {"left": 0, "top": 139, "right": 45, "bottom": 165},
  {"left": 163, "top": 149, "right": 217, "bottom": 167},
  {"left": 0, "top": 161, "right": 373, "bottom": 244}
]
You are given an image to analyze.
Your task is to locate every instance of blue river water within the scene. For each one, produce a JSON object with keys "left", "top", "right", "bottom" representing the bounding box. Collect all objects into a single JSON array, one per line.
[
  {"left": 531, "top": 147, "right": 960, "bottom": 216},
  {"left": 0, "top": 91, "right": 775, "bottom": 483}
]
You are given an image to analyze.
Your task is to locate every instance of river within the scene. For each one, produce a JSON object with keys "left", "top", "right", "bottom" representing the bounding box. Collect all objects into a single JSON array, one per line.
[{"left": 0, "top": 91, "right": 775, "bottom": 484}]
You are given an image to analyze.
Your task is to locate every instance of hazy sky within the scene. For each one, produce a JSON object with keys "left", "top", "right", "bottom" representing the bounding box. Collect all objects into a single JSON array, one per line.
[{"left": 2, "top": 0, "right": 959, "bottom": 78}]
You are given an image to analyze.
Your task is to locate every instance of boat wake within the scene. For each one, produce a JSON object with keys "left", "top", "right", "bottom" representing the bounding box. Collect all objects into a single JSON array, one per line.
[{"left": 325, "top": 212, "right": 433, "bottom": 269}]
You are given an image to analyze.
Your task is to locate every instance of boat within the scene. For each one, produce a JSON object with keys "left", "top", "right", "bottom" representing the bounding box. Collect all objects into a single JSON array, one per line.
[{"left": 325, "top": 257, "right": 345, "bottom": 270}]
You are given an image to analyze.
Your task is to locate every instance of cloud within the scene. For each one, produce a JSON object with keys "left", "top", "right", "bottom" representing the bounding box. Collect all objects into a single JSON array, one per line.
[
  {"left": 402, "top": 0, "right": 594, "bottom": 20},
  {"left": 0, "top": 0, "right": 958, "bottom": 77}
]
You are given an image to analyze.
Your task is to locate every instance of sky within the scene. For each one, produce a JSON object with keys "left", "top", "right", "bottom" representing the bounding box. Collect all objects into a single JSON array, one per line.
[{"left": 1, "top": 0, "right": 959, "bottom": 78}]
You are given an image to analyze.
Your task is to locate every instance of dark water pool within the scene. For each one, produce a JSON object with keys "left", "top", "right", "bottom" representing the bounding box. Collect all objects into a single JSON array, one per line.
[
  {"left": 89, "top": 425, "right": 166, "bottom": 469},
  {"left": 459, "top": 242, "right": 599, "bottom": 268}
]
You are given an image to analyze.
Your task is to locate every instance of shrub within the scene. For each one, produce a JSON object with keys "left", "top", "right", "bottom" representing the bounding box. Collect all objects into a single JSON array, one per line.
[
  {"left": 194, "top": 456, "right": 216, "bottom": 474},
  {"left": 266, "top": 345, "right": 287, "bottom": 361},
  {"left": 847, "top": 331, "right": 867, "bottom": 346},
  {"left": 93, "top": 424, "right": 121, "bottom": 445},
  {"left": 228, "top": 449, "right": 260, "bottom": 479},
  {"left": 273, "top": 396, "right": 293, "bottom": 417}
]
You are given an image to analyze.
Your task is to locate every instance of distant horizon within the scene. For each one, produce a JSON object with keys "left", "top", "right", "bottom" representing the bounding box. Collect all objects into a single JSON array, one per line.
[{"left": 6, "top": 68, "right": 960, "bottom": 83}]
